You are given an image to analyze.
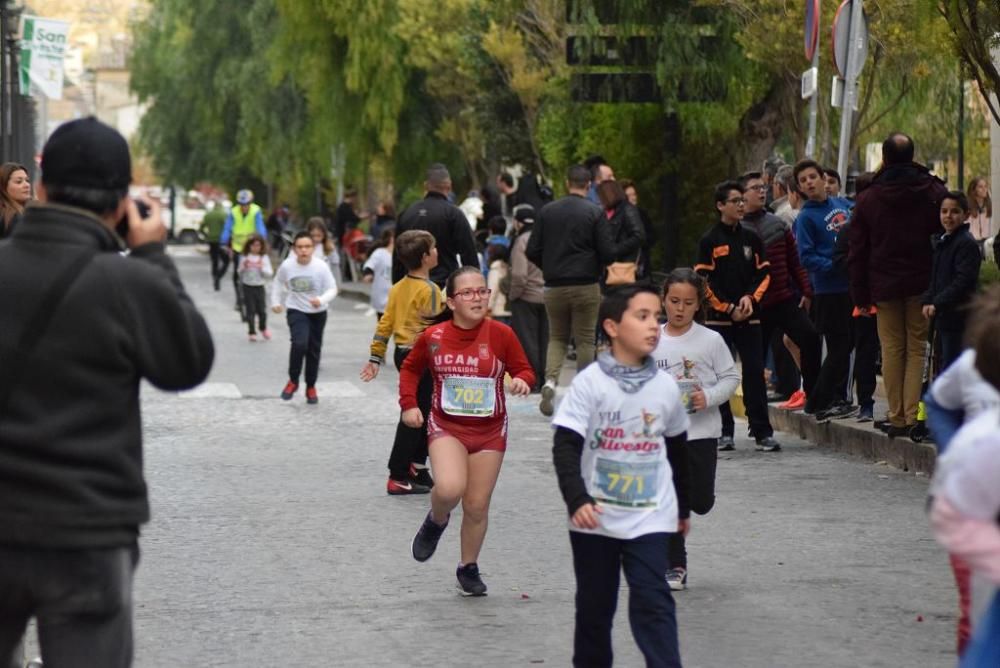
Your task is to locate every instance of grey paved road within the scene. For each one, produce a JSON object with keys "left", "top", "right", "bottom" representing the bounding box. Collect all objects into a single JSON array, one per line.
[{"left": 32, "top": 247, "right": 957, "bottom": 667}]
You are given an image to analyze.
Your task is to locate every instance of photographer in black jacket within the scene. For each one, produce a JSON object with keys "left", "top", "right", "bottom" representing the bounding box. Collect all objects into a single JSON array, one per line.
[{"left": 0, "top": 117, "right": 214, "bottom": 667}]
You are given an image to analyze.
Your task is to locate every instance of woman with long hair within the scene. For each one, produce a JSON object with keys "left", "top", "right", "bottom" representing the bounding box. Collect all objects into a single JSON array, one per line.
[
  {"left": 596, "top": 179, "right": 646, "bottom": 290},
  {"left": 966, "top": 177, "right": 992, "bottom": 253},
  {"left": 0, "top": 163, "right": 31, "bottom": 238}
]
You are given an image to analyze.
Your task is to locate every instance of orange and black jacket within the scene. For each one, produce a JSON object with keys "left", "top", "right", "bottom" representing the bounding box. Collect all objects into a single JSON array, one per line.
[{"left": 694, "top": 221, "right": 771, "bottom": 325}]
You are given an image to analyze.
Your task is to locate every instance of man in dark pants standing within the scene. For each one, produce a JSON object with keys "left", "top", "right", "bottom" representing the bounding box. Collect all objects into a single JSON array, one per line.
[
  {"left": 695, "top": 180, "right": 781, "bottom": 452},
  {"left": 740, "top": 171, "right": 820, "bottom": 410},
  {"left": 200, "top": 201, "right": 229, "bottom": 290},
  {"left": 794, "top": 159, "right": 857, "bottom": 421},
  {"left": 508, "top": 205, "right": 548, "bottom": 391},
  {"left": 0, "top": 117, "right": 214, "bottom": 667},
  {"left": 392, "top": 163, "right": 479, "bottom": 288}
]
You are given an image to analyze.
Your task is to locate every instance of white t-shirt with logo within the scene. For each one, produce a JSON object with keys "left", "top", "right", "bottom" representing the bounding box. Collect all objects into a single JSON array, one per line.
[
  {"left": 363, "top": 247, "right": 393, "bottom": 312},
  {"left": 651, "top": 322, "right": 739, "bottom": 440},
  {"left": 270, "top": 256, "right": 338, "bottom": 314},
  {"left": 930, "top": 350, "right": 1000, "bottom": 418},
  {"left": 553, "top": 363, "right": 690, "bottom": 540}
]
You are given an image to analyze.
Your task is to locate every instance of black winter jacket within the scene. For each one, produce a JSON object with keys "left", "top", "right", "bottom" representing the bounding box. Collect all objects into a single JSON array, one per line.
[
  {"left": 922, "top": 223, "right": 981, "bottom": 332},
  {"left": 393, "top": 191, "right": 479, "bottom": 287},
  {"left": 694, "top": 221, "right": 771, "bottom": 324},
  {"left": 604, "top": 201, "right": 645, "bottom": 263},
  {"left": 526, "top": 194, "right": 631, "bottom": 287},
  {"left": 0, "top": 204, "right": 214, "bottom": 548}
]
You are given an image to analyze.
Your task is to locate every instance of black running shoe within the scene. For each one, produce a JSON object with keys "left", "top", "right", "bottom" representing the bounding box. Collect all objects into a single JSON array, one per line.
[
  {"left": 409, "top": 463, "right": 435, "bottom": 489},
  {"left": 456, "top": 563, "right": 488, "bottom": 596},
  {"left": 755, "top": 436, "right": 782, "bottom": 452},
  {"left": 411, "top": 512, "right": 448, "bottom": 562}
]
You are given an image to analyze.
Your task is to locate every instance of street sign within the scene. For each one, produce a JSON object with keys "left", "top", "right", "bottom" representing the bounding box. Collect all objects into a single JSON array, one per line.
[
  {"left": 18, "top": 15, "right": 70, "bottom": 99},
  {"left": 804, "top": 0, "right": 821, "bottom": 61},
  {"left": 566, "top": 36, "right": 659, "bottom": 67},
  {"left": 571, "top": 73, "right": 660, "bottom": 103},
  {"left": 830, "top": 75, "right": 858, "bottom": 110},
  {"left": 801, "top": 67, "right": 818, "bottom": 99},
  {"left": 832, "top": 0, "right": 869, "bottom": 79}
]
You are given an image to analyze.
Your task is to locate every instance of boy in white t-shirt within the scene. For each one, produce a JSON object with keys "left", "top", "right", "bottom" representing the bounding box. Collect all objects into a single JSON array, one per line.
[
  {"left": 362, "top": 228, "right": 394, "bottom": 319},
  {"left": 552, "top": 284, "right": 691, "bottom": 668},
  {"left": 271, "top": 231, "right": 338, "bottom": 404}
]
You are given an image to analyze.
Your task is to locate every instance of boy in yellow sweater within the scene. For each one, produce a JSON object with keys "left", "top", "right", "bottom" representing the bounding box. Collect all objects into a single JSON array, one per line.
[{"left": 360, "top": 230, "right": 444, "bottom": 494}]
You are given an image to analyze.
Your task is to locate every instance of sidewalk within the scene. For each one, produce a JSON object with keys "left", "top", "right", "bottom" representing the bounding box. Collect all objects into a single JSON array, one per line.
[{"left": 337, "top": 277, "right": 937, "bottom": 474}]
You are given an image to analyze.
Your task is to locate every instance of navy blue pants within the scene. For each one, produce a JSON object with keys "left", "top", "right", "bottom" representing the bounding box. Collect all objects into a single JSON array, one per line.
[
  {"left": 287, "top": 309, "right": 327, "bottom": 387},
  {"left": 570, "top": 531, "right": 681, "bottom": 668}
]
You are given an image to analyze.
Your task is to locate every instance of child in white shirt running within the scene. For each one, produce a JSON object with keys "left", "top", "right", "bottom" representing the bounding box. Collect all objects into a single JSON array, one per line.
[
  {"left": 362, "top": 228, "right": 394, "bottom": 320},
  {"left": 271, "top": 231, "right": 337, "bottom": 404},
  {"left": 652, "top": 268, "right": 739, "bottom": 591},
  {"left": 239, "top": 234, "right": 274, "bottom": 342},
  {"left": 552, "top": 284, "right": 691, "bottom": 668}
]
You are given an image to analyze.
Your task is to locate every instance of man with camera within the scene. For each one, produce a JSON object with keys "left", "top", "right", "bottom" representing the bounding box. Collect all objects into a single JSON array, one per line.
[{"left": 0, "top": 117, "right": 215, "bottom": 667}]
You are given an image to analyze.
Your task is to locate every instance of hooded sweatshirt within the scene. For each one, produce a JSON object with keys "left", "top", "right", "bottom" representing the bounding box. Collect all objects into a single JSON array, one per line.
[{"left": 794, "top": 196, "right": 852, "bottom": 295}]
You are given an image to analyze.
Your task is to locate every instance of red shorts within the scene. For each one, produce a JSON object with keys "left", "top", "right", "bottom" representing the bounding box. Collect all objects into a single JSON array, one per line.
[{"left": 427, "top": 412, "right": 508, "bottom": 454}]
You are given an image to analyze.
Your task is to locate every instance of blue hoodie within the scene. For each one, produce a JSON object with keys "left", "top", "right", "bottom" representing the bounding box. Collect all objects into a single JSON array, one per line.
[{"left": 794, "top": 196, "right": 852, "bottom": 295}]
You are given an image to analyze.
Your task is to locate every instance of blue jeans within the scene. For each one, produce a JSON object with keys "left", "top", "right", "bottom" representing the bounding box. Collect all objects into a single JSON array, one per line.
[
  {"left": 0, "top": 543, "right": 138, "bottom": 668},
  {"left": 286, "top": 309, "right": 327, "bottom": 386},
  {"left": 569, "top": 531, "right": 681, "bottom": 667}
]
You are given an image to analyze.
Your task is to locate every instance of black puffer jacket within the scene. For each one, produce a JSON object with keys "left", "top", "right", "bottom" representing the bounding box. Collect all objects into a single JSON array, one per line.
[{"left": 0, "top": 203, "right": 214, "bottom": 548}]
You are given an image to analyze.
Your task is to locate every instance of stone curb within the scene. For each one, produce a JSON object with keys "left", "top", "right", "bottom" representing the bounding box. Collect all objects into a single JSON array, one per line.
[{"left": 768, "top": 405, "right": 937, "bottom": 474}]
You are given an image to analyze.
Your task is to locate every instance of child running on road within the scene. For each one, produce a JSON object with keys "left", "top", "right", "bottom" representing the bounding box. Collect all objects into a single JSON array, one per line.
[
  {"left": 239, "top": 234, "right": 274, "bottom": 342},
  {"left": 361, "top": 230, "right": 443, "bottom": 495},
  {"left": 362, "top": 227, "right": 395, "bottom": 320},
  {"left": 652, "top": 269, "right": 739, "bottom": 591},
  {"left": 552, "top": 284, "right": 691, "bottom": 668},
  {"left": 271, "top": 231, "right": 337, "bottom": 404},
  {"left": 404, "top": 266, "right": 534, "bottom": 596}
]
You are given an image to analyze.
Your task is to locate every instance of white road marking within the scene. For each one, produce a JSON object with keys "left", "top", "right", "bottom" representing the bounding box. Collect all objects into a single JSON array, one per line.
[
  {"left": 177, "top": 382, "right": 243, "bottom": 399},
  {"left": 314, "top": 381, "right": 365, "bottom": 398}
]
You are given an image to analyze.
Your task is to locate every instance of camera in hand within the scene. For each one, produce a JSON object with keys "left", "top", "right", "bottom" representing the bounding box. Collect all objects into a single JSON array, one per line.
[{"left": 115, "top": 198, "right": 152, "bottom": 242}]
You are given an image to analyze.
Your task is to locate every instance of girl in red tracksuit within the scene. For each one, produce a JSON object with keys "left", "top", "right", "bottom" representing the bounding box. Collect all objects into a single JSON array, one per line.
[{"left": 401, "top": 266, "right": 534, "bottom": 596}]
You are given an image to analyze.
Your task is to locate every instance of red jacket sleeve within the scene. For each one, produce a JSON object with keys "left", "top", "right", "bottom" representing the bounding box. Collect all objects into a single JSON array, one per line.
[
  {"left": 399, "top": 329, "right": 430, "bottom": 411},
  {"left": 497, "top": 321, "right": 535, "bottom": 388}
]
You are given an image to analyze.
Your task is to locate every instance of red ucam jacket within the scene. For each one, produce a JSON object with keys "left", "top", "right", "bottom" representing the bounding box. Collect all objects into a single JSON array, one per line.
[
  {"left": 848, "top": 163, "right": 948, "bottom": 307},
  {"left": 741, "top": 209, "right": 812, "bottom": 308}
]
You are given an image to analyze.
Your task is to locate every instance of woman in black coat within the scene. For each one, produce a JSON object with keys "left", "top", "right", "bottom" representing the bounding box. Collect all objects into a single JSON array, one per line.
[{"left": 596, "top": 179, "right": 645, "bottom": 290}]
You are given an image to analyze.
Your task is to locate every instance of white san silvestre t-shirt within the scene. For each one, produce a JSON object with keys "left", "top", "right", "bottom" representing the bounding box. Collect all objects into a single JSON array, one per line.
[
  {"left": 363, "top": 247, "right": 393, "bottom": 313},
  {"left": 270, "top": 255, "right": 338, "bottom": 314},
  {"left": 553, "top": 363, "right": 690, "bottom": 540},
  {"left": 651, "top": 322, "right": 739, "bottom": 440},
  {"left": 930, "top": 350, "right": 1000, "bottom": 418}
]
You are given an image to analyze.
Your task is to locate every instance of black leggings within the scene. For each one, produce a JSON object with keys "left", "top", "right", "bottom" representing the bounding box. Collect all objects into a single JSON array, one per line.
[
  {"left": 243, "top": 285, "right": 267, "bottom": 334},
  {"left": 668, "top": 438, "right": 718, "bottom": 569}
]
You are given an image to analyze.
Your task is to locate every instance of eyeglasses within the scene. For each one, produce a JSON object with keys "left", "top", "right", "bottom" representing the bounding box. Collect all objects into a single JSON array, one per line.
[
  {"left": 746, "top": 185, "right": 767, "bottom": 192},
  {"left": 725, "top": 198, "right": 747, "bottom": 205},
  {"left": 453, "top": 288, "right": 492, "bottom": 300}
]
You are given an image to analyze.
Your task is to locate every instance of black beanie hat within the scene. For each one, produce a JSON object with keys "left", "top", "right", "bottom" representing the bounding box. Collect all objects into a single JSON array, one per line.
[{"left": 41, "top": 116, "right": 131, "bottom": 190}]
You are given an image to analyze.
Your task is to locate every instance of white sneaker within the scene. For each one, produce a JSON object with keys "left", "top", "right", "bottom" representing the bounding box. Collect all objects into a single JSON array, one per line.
[
  {"left": 666, "top": 567, "right": 687, "bottom": 591},
  {"left": 539, "top": 381, "right": 556, "bottom": 417}
]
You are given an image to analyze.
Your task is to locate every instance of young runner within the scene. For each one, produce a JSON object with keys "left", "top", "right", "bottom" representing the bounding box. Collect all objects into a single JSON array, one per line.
[
  {"left": 403, "top": 267, "right": 534, "bottom": 596},
  {"left": 361, "top": 230, "right": 443, "bottom": 495},
  {"left": 652, "top": 268, "right": 739, "bottom": 590},
  {"left": 552, "top": 284, "right": 691, "bottom": 668},
  {"left": 239, "top": 234, "right": 274, "bottom": 342},
  {"left": 362, "top": 227, "right": 395, "bottom": 320},
  {"left": 271, "top": 231, "right": 337, "bottom": 404}
]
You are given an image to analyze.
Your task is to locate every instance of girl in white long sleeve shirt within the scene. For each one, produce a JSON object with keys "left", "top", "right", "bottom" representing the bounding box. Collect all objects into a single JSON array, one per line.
[{"left": 651, "top": 268, "right": 740, "bottom": 590}]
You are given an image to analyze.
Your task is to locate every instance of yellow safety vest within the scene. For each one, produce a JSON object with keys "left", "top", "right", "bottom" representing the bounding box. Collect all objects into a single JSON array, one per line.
[{"left": 230, "top": 203, "right": 262, "bottom": 253}]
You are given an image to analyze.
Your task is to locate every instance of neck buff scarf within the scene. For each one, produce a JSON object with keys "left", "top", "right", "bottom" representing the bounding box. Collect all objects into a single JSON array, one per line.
[{"left": 597, "top": 351, "right": 658, "bottom": 394}]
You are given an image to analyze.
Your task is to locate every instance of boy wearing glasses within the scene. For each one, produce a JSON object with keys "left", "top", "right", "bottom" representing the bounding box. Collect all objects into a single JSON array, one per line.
[
  {"left": 694, "top": 180, "right": 780, "bottom": 452},
  {"left": 271, "top": 231, "right": 338, "bottom": 404},
  {"left": 360, "top": 230, "right": 443, "bottom": 494},
  {"left": 793, "top": 159, "right": 856, "bottom": 421}
]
